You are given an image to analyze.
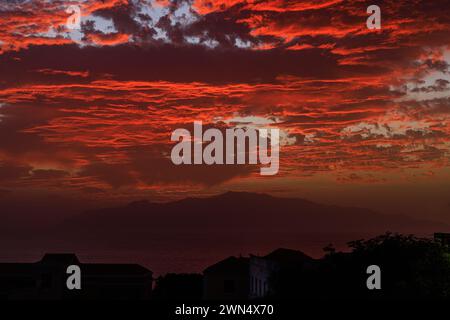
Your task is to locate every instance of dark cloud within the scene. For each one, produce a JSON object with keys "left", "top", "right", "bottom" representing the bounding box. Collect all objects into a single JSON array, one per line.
[
  {"left": 30, "top": 169, "right": 69, "bottom": 180},
  {"left": 411, "top": 79, "right": 450, "bottom": 93},
  {"left": 0, "top": 162, "right": 32, "bottom": 182},
  {"left": 1, "top": 43, "right": 349, "bottom": 85}
]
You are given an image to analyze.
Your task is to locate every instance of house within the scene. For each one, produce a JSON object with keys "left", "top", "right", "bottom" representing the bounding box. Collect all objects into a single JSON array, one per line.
[
  {"left": 203, "top": 256, "right": 249, "bottom": 300},
  {"left": 203, "top": 249, "right": 315, "bottom": 300},
  {"left": 249, "top": 248, "right": 315, "bottom": 298},
  {"left": 0, "top": 253, "right": 153, "bottom": 300}
]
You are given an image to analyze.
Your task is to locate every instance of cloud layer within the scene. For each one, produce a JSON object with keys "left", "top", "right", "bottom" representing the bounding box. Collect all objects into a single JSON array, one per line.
[{"left": 0, "top": 0, "right": 449, "bottom": 204}]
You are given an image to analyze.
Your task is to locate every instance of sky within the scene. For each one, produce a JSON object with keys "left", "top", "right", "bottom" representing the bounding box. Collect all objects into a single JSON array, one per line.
[{"left": 0, "top": 0, "right": 449, "bottom": 225}]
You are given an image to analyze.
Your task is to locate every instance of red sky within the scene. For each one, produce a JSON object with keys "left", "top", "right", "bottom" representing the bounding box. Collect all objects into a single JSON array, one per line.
[{"left": 0, "top": 0, "right": 449, "bottom": 223}]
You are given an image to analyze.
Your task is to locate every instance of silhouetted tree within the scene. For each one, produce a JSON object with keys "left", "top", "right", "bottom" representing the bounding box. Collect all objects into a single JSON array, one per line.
[{"left": 270, "top": 233, "right": 450, "bottom": 299}]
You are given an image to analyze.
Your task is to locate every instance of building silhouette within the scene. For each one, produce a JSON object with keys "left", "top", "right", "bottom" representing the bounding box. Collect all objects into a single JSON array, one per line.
[
  {"left": 249, "top": 248, "right": 315, "bottom": 298},
  {"left": 203, "top": 248, "right": 315, "bottom": 299},
  {"left": 203, "top": 256, "right": 249, "bottom": 300},
  {"left": 0, "top": 253, "right": 152, "bottom": 300}
]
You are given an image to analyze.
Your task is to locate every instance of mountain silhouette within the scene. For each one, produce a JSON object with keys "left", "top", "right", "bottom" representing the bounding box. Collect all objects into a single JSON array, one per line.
[{"left": 60, "top": 192, "right": 445, "bottom": 244}]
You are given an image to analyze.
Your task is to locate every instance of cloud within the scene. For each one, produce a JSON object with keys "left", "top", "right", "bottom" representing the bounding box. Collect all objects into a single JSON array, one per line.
[
  {"left": 30, "top": 169, "right": 70, "bottom": 180},
  {"left": 0, "top": 162, "right": 32, "bottom": 182},
  {"left": 0, "top": 0, "right": 449, "bottom": 199}
]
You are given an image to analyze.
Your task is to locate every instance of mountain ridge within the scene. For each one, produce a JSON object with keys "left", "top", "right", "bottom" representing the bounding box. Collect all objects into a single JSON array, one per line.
[{"left": 61, "top": 191, "right": 447, "bottom": 237}]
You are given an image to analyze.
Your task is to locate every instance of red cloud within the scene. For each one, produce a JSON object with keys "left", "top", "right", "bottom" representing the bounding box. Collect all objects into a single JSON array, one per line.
[{"left": 0, "top": 0, "right": 449, "bottom": 201}]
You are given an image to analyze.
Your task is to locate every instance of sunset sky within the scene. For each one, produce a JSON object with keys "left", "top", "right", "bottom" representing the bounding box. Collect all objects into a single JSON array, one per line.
[{"left": 0, "top": 0, "right": 449, "bottom": 225}]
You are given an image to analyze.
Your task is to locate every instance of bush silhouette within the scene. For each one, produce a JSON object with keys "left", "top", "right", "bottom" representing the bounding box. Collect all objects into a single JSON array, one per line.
[{"left": 270, "top": 233, "right": 450, "bottom": 299}]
